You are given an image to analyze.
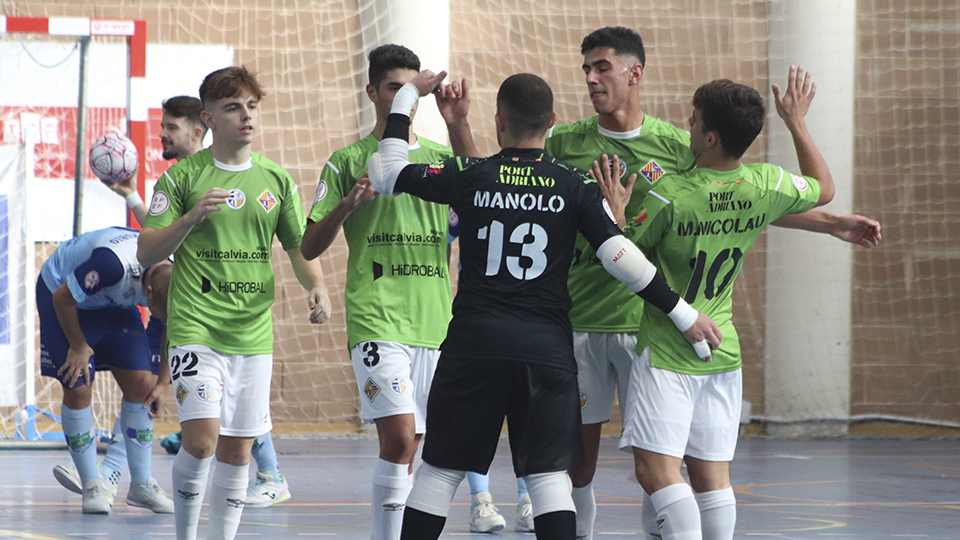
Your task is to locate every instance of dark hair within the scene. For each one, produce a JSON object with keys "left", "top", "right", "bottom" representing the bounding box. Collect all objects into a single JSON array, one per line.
[
  {"left": 692, "top": 79, "right": 765, "bottom": 159},
  {"left": 496, "top": 73, "right": 554, "bottom": 139},
  {"left": 368, "top": 44, "right": 420, "bottom": 88},
  {"left": 161, "top": 96, "right": 206, "bottom": 134},
  {"left": 199, "top": 66, "right": 265, "bottom": 108},
  {"left": 581, "top": 26, "right": 645, "bottom": 68}
]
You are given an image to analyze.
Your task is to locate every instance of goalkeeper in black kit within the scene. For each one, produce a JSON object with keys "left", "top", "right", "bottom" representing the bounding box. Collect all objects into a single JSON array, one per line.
[{"left": 366, "top": 69, "right": 722, "bottom": 540}]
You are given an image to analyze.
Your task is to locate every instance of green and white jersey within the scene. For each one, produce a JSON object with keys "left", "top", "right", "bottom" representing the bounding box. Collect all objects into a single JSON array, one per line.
[
  {"left": 623, "top": 163, "right": 821, "bottom": 375},
  {"left": 308, "top": 134, "right": 453, "bottom": 350},
  {"left": 545, "top": 115, "right": 695, "bottom": 333},
  {"left": 144, "top": 149, "right": 305, "bottom": 355}
]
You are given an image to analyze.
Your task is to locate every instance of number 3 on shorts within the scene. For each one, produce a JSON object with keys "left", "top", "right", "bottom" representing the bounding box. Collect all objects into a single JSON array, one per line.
[
  {"left": 362, "top": 342, "right": 380, "bottom": 367},
  {"left": 171, "top": 351, "right": 200, "bottom": 381}
]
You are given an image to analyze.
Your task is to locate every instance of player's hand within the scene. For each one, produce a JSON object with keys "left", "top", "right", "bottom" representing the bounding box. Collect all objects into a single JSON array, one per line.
[
  {"left": 591, "top": 154, "right": 636, "bottom": 227},
  {"left": 436, "top": 77, "right": 471, "bottom": 125},
  {"left": 343, "top": 174, "right": 379, "bottom": 211},
  {"left": 183, "top": 187, "right": 229, "bottom": 226},
  {"left": 58, "top": 343, "right": 94, "bottom": 388},
  {"left": 143, "top": 379, "right": 168, "bottom": 418},
  {"left": 103, "top": 173, "right": 137, "bottom": 197},
  {"left": 308, "top": 285, "right": 332, "bottom": 324},
  {"left": 772, "top": 65, "right": 816, "bottom": 131},
  {"left": 410, "top": 69, "right": 448, "bottom": 97},
  {"left": 830, "top": 214, "right": 881, "bottom": 248},
  {"left": 681, "top": 312, "right": 722, "bottom": 362}
]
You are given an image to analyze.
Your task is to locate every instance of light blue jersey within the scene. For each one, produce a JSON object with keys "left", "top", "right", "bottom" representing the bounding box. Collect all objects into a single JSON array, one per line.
[{"left": 40, "top": 227, "right": 147, "bottom": 310}]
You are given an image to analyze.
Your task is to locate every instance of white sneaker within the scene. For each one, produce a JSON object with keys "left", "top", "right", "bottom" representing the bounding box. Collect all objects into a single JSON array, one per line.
[
  {"left": 515, "top": 494, "right": 535, "bottom": 532},
  {"left": 126, "top": 478, "right": 174, "bottom": 514},
  {"left": 470, "top": 492, "right": 506, "bottom": 533},
  {"left": 245, "top": 471, "right": 291, "bottom": 507},
  {"left": 82, "top": 478, "right": 111, "bottom": 514},
  {"left": 55, "top": 466, "right": 117, "bottom": 505}
]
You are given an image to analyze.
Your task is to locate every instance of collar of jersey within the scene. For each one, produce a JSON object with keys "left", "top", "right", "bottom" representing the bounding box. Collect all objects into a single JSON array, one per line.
[
  {"left": 497, "top": 147, "right": 545, "bottom": 158},
  {"left": 213, "top": 157, "right": 253, "bottom": 172},
  {"left": 597, "top": 124, "right": 642, "bottom": 140}
]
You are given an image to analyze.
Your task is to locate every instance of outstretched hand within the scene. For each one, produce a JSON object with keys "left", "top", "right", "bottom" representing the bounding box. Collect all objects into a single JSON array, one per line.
[
  {"left": 436, "top": 77, "right": 471, "bottom": 125},
  {"left": 682, "top": 312, "right": 722, "bottom": 362},
  {"left": 590, "top": 154, "right": 636, "bottom": 227},
  {"left": 831, "top": 214, "right": 882, "bottom": 248},
  {"left": 772, "top": 65, "right": 816, "bottom": 131},
  {"left": 410, "top": 69, "right": 448, "bottom": 97}
]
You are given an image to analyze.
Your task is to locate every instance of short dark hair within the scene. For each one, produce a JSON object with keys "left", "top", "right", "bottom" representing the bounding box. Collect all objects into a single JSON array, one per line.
[
  {"left": 199, "top": 66, "right": 265, "bottom": 108},
  {"left": 368, "top": 44, "right": 420, "bottom": 88},
  {"left": 496, "top": 73, "right": 554, "bottom": 139},
  {"left": 161, "top": 96, "right": 206, "bottom": 134},
  {"left": 581, "top": 27, "right": 645, "bottom": 68},
  {"left": 692, "top": 79, "right": 765, "bottom": 159}
]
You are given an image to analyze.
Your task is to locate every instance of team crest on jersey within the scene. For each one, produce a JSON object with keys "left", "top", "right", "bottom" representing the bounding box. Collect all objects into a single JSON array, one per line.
[
  {"left": 314, "top": 180, "right": 328, "bottom": 204},
  {"left": 579, "top": 392, "right": 588, "bottom": 409},
  {"left": 640, "top": 160, "right": 665, "bottom": 184},
  {"left": 391, "top": 377, "right": 408, "bottom": 395},
  {"left": 633, "top": 207, "right": 649, "bottom": 226},
  {"left": 791, "top": 173, "right": 809, "bottom": 191},
  {"left": 258, "top": 190, "right": 277, "bottom": 212},
  {"left": 227, "top": 189, "right": 246, "bottom": 210},
  {"left": 364, "top": 378, "right": 381, "bottom": 402},
  {"left": 149, "top": 191, "right": 170, "bottom": 215},
  {"left": 176, "top": 382, "right": 188, "bottom": 406},
  {"left": 608, "top": 158, "right": 629, "bottom": 179},
  {"left": 84, "top": 270, "right": 100, "bottom": 291}
]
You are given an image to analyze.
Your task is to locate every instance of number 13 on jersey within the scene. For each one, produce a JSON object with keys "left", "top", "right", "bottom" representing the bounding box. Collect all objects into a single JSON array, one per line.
[{"left": 478, "top": 220, "right": 548, "bottom": 280}]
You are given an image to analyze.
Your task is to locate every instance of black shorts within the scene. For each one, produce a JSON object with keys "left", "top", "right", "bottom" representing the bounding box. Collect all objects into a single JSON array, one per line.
[{"left": 422, "top": 356, "right": 586, "bottom": 478}]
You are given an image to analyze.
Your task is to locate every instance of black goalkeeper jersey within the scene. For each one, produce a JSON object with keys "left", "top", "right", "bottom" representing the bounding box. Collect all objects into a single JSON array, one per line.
[{"left": 394, "top": 147, "right": 622, "bottom": 372}]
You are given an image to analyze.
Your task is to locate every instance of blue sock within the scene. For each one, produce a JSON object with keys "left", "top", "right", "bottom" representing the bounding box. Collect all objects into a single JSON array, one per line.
[
  {"left": 253, "top": 431, "right": 282, "bottom": 481},
  {"left": 61, "top": 404, "right": 99, "bottom": 484},
  {"left": 466, "top": 471, "right": 490, "bottom": 508},
  {"left": 100, "top": 416, "right": 126, "bottom": 487},
  {"left": 120, "top": 398, "right": 153, "bottom": 486},
  {"left": 517, "top": 477, "right": 529, "bottom": 503}
]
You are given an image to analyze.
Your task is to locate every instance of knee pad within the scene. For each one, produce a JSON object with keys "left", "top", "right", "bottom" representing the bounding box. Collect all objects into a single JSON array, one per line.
[
  {"left": 524, "top": 471, "right": 575, "bottom": 517},
  {"left": 405, "top": 463, "right": 465, "bottom": 517}
]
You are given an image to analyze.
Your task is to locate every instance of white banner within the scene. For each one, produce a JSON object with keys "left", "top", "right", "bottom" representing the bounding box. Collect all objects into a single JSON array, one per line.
[{"left": 0, "top": 143, "right": 31, "bottom": 407}]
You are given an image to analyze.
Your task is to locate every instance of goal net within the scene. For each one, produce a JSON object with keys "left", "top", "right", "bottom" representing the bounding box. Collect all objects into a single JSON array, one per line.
[{"left": 3, "top": 1, "right": 957, "bottom": 439}]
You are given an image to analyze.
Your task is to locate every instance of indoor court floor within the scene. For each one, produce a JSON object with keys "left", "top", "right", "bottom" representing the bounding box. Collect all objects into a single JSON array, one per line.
[{"left": 0, "top": 436, "right": 958, "bottom": 539}]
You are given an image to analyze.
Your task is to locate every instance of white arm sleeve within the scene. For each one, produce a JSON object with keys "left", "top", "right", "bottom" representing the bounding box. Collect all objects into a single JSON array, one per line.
[
  {"left": 596, "top": 235, "right": 656, "bottom": 293},
  {"left": 367, "top": 84, "right": 421, "bottom": 196}
]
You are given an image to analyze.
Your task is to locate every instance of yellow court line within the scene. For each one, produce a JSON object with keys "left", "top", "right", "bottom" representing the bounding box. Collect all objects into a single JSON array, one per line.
[
  {"left": 778, "top": 516, "right": 848, "bottom": 532},
  {"left": 908, "top": 462, "right": 960, "bottom": 472}
]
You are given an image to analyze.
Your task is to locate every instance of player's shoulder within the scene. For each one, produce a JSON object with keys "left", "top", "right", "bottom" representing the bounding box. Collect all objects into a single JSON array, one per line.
[
  {"left": 252, "top": 152, "right": 292, "bottom": 179},
  {"left": 641, "top": 115, "right": 691, "bottom": 146},
  {"left": 326, "top": 135, "right": 378, "bottom": 166},
  {"left": 163, "top": 148, "right": 214, "bottom": 180},
  {"left": 413, "top": 135, "right": 453, "bottom": 158},
  {"left": 547, "top": 116, "right": 599, "bottom": 140},
  {"left": 542, "top": 152, "right": 595, "bottom": 185},
  {"left": 644, "top": 169, "right": 706, "bottom": 207}
]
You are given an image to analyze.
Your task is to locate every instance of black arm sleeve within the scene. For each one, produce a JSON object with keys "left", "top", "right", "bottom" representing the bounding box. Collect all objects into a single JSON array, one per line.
[{"left": 635, "top": 269, "right": 681, "bottom": 315}]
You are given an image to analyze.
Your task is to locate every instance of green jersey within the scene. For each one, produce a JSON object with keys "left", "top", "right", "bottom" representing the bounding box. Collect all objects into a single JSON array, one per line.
[
  {"left": 624, "top": 163, "right": 821, "bottom": 375},
  {"left": 545, "top": 115, "right": 696, "bottom": 333},
  {"left": 308, "top": 134, "right": 453, "bottom": 350},
  {"left": 144, "top": 149, "right": 305, "bottom": 355}
]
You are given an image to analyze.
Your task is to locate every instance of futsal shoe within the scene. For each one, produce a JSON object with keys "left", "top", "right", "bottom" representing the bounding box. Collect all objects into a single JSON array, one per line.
[
  {"left": 81, "top": 478, "right": 112, "bottom": 514},
  {"left": 515, "top": 494, "right": 535, "bottom": 532},
  {"left": 470, "top": 492, "right": 506, "bottom": 533},
  {"left": 54, "top": 466, "right": 117, "bottom": 505},
  {"left": 246, "top": 471, "right": 291, "bottom": 507},
  {"left": 126, "top": 478, "right": 175, "bottom": 514}
]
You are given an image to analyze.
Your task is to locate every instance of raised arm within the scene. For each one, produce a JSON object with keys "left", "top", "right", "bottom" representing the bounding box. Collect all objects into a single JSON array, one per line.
[
  {"left": 772, "top": 210, "right": 881, "bottom": 248},
  {"left": 301, "top": 174, "right": 378, "bottom": 260},
  {"left": 104, "top": 175, "right": 148, "bottom": 226},
  {"left": 286, "top": 246, "right": 332, "bottom": 324},
  {"left": 137, "top": 188, "right": 229, "bottom": 266},
  {"left": 436, "top": 77, "right": 481, "bottom": 158},
  {"left": 772, "top": 65, "right": 835, "bottom": 206}
]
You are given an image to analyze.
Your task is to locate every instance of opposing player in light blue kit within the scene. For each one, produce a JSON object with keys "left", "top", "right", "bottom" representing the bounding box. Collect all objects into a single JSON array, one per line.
[{"left": 38, "top": 227, "right": 175, "bottom": 515}]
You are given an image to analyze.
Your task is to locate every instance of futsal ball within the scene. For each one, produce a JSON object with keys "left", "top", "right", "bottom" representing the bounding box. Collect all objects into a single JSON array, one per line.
[{"left": 89, "top": 134, "right": 138, "bottom": 183}]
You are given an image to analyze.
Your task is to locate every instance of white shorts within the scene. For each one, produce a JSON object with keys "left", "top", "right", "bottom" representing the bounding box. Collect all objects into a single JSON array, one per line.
[
  {"left": 169, "top": 344, "right": 273, "bottom": 438},
  {"left": 619, "top": 347, "right": 741, "bottom": 462},
  {"left": 574, "top": 331, "right": 638, "bottom": 424},
  {"left": 351, "top": 341, "right": 439, "bottom": 434}
]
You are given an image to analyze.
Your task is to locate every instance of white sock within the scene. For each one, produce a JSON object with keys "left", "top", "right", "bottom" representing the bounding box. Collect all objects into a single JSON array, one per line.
[
  {"left": 650, "top": 483, "right": 702, "bottom": 540},
  {"left": 207, "top": 460, "right": 249, "bottom": 540},
  {"left": 371, "top": 459, "right": 412, "bottom": 540},
  {"left": 695, "top": 488, "right": 736, "bottom": 540},
  {"left": 571, "top": 484, "right": 596, "bottom": 540},
  {"left": 641, "top": 490, "right": 658, "bottom": 539},
  {"left": 172, "top": 450, "right": 212, "bottom": 540}
]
